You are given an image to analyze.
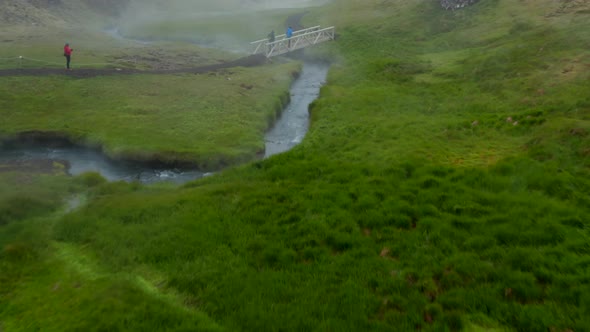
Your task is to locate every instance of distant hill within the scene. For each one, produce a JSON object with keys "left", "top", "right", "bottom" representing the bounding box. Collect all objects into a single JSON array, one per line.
[
  {"left": 0, "top": 0, "right": 128, "bottom": 26},
  {"left": 80, "top": 0, "right": 129, "bottom": 16}
]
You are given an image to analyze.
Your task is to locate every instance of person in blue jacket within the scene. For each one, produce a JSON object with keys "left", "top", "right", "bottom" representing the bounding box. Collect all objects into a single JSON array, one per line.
[{"left": 286, "top": 26, "right": 293, "bottom": 48}]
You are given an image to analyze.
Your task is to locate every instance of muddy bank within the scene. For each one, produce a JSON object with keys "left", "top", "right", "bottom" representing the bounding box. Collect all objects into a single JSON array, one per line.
[{"left": 1, "top": 131, "right": 200, "bottom": 169}]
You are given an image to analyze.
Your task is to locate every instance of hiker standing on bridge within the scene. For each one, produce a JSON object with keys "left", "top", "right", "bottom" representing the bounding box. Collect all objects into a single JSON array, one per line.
[
  {"left": 63, "top": 43, "right": 73, "bottom": 70},
  {"left": 286, "top": 26, "right": 293, "bottom": 48},
  {"left": 267, "top": 30, "right": 275, "bottom": 53}
]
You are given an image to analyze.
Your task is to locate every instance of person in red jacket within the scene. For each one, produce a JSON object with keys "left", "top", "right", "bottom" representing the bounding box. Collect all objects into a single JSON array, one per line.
[{"left": 63, "top": 43, "right": 73, "bottom": 70}]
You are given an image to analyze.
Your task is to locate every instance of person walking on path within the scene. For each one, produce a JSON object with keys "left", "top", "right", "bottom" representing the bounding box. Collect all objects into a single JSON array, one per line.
[
  {"left": 63, "top": 43, "right": 73, "bottom": 70},
  {"left": 286, "top": 26, "right": 293, "bottom": 48}
]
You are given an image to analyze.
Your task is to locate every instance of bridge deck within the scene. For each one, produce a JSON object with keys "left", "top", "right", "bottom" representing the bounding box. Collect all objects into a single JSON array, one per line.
[{"left": 251, "top": 26, "right": 335, "bottom": 58}]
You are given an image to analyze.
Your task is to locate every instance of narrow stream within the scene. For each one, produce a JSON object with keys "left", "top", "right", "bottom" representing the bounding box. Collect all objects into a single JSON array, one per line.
[
  {"left": 0, "top": 62, "right": 329, "bottom": 184},
  {"left": 265, "top": 62, "right": 328, "bottom": 157}
]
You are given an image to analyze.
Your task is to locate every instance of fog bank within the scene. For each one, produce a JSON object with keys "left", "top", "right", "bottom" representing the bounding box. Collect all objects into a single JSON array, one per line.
[{"left": 116, "top": 0, "right": 331, "bottom": 52}]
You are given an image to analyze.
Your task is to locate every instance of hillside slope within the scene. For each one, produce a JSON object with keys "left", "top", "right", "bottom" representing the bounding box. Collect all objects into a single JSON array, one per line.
[{"left": 0, "top": 0, "right": 127, "bottom": 26}]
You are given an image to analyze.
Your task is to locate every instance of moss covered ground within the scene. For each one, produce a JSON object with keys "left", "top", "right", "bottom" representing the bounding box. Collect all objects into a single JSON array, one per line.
[{"left": 2, "top": 0, "right": 590, "bottom": 331}]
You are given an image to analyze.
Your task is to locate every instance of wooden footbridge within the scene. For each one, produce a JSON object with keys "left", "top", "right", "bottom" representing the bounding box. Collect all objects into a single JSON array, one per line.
[{"left": 250, "top": 26, "right": 335, "bottom": 58}]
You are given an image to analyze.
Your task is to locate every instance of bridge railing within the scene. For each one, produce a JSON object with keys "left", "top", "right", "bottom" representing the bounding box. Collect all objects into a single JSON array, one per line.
[
  {"left": 251, "top": 26, "right": 334, "bottom": 57},
  {"left": 250, "top": 26, "right": 322, "bottom": 53}
]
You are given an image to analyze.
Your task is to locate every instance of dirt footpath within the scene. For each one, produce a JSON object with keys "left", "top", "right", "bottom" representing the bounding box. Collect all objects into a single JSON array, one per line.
[{"left": 0, "top": 54, "right": 268, "bottom": 78}]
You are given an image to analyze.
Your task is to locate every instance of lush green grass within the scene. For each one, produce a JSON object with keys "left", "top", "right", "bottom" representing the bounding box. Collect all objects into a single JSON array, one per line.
[
  {"left": 2, "top": 0, "right": 590, "bottom": 331},
  {"left": 0, "top": 169, "right": 222, "bottom": 331},
  {"left": 52, "top": 155, "right": 590, "bottom": 331}
]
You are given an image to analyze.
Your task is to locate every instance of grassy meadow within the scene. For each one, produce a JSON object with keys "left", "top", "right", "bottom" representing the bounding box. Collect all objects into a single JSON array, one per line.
[
  {"left": 2, "top": 0, "right": 590, "bottom": 331},
  {"left": 0, "top": 62, "right": 299, "bottom": 169}
]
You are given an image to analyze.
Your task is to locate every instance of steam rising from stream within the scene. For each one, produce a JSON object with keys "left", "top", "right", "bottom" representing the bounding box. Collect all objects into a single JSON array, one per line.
[
  {"left": 117, "top": 0, "right": 331, "bottom": 51},
  {"left": 123, "top": 0, "right": 330, "bottom": 16}
]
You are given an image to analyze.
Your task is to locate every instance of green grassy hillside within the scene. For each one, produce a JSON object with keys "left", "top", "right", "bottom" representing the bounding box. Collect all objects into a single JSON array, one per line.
[{"left": 2, "top": 0, "right": 590, "bottom": 331}]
